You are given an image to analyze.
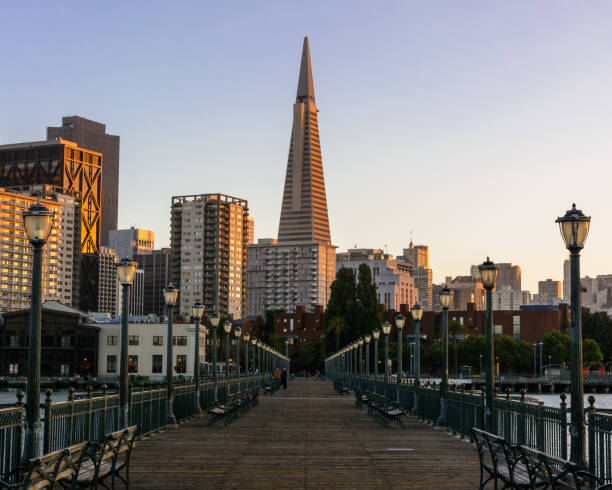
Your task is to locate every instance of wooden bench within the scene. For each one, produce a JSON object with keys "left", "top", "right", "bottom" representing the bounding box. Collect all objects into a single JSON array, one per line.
[
  {"left": 207, "top": 389, "right": 260, "bottom": 426},
  {"left": 262, "top": 384, "right": 274, "bottom": 395},
  {"left": 362, "top": 392, "right": 406, "bottom": 428},
  {"left": 0, "top": 426, "right": 137, "bottom": 490}
]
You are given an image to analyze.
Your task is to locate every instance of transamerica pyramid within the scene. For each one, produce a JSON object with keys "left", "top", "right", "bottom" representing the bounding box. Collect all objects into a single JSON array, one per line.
[{"left": 277, "top": 37, "right": 331, "bottom": 244}]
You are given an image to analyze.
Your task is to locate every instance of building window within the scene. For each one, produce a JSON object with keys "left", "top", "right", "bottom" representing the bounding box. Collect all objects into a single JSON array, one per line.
[
  {"left": 175, "top": 355, "right": 187, "bottom": 373},
  {"left": 152, "top": 355, "right": 163, "bottom": 373},
  {"left": 107, "top": 355, "right": 117, "bottom": 373},
  {"left": 494, "top": 325, "right": 503, "bottom": 336},
  {"left": 59, "top": 364, "right": 70, "bottom": 376},
  {"left": 107, "top": 335, "right": 118, "bottom": 346},
  {"left": 128, "top": 355, "right": 138, "bottom": 373},
  {"left": 173, "top": 336, "right": 187, "bottom": 346},
  {"left": 9, "top": 335, "right": 19, "bottom": 347},
  {"left": 153, "top": 336, "right": 163, "bottom": 346},
  {"left": 61, "top": 335, "right": 71, "bottom": 348},
  {"left": 128, "top": 335, "right": 139, "bottom": 346},
  {"left": 8, "top": 363, "right": 18, "bottom": 375},
  {"left": 512, "top": 315, "right": 520, "bottom": 341}
]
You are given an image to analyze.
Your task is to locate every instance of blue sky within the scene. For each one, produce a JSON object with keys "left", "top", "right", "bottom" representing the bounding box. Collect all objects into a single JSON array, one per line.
[{"left": 2, "top": 1, "right": 612, "bottom": 292}]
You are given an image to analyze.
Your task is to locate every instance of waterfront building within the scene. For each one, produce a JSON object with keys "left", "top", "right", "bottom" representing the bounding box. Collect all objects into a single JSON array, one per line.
[
  {"left": 397, "top": 242, "right": 432, "bottom": 310},
  {"left": 136, "top": 248, "right": 170, "bottom": 317},
  {"left": 95, "top": 321, "right": 205, "bottom": 380},
  {"left": 246, "top": 37, "right": 337, "bottom": 317},
  {"left": 0, "top": 301, "right": 98, "bottom": 377},
  {"left": 170, "top": 193, "right": 249, "bottom": 319},
  {"left": 109, "top": 228, "right": 154, "bottom": 260},
  {"left": 336, "top": 248, "right": 417, "bottom": 311},
  {"left": 47, "top": 116, "right": 120, "bottom": 247}
]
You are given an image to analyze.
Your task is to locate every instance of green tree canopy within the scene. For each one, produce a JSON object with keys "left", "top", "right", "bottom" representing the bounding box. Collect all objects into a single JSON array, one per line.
[
  {"left": 542, "top": 330, "right": 570, "bottom": 364},
  {"left": 583, "top": 338, "right": 603, "bottom": 367},
  {"left": 582, "top": 311, "right": 612, "bottom": 363},
  {"left": 356, "top": 263, "right": 382, "bottom": 338}
]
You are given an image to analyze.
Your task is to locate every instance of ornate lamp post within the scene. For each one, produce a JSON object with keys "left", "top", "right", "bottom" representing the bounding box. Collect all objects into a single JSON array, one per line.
[
  {"left": 191, "top": 303, "right": 205, "bottom": 415},
  {"left": 243, "top": 332, "right": 250, "bottom": 377},
  {"left": 358, "top": 337, "right": 364, "bottom": 375},
  {"left": 411, "top": 303, "right": 423, "bottom": 413},
  {"left": 395, "top": 315, "right": 405, "bottom": 385},
  {"left": 251, "top": 337, "right": 257, "bottom": 374},
  {"left": 437, "top": 286, "right": 452, "bottom": 427},
  {"left": 163, "top": 284, "right": 179, "bottom": 427},
  {"left": 257, "top": 340, "right": 262, "bottom": 373},
  {"left": 372, "top": 329, "right": 380, "bottom": 380},
  {"left": 382, "top": 321, "right": 391, "bottom": 380},
  {"left": 116, "top": 258, "right": 137, "bottom": 428},
  {"left": 479, "top": 257, "right": 498, "bottom": 433},
  {"left": 234, "top": 326, "right": 242, "bottom": 382},
  {"left": 22, "top": 202, "right": 53, "bottom": 461},
  {"left": 364, "top": 334, "right": 372, "bottom": 376},
  {"left": 209, "top": 312, "right": 220, "bottom": 402},
  {"left": 223, "top": 321, "right": 232, "bottom": 378},
  {"left": 556, "top": 203, "right": 590, "bottom": 468}
]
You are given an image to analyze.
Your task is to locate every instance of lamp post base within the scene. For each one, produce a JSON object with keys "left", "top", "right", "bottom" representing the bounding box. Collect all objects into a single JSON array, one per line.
[
  {"left": 193, "top": 393, "right": 203, "bottom": 416},
  {"left": 120, "top": 404, "right": 129, "bottom": 429},
  {"left": 435, "top": 397, "right": 447, "bottom": 428},
  {"left": 23, "top": 423, "right": 40, "bottom": 462}
]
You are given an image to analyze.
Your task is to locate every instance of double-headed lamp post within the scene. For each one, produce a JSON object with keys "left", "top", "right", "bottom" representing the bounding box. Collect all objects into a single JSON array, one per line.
[
  {"left": 556, "top": 203, "right": 590, "bottom": 468},
  {"left": 411, "top": 303, "right": 423, "bottom": 413},
  {"left": 223, "top": 321, "right": 232, "bottom": 378},
  {"left": 234, "top": 326, "right": 242, "bottom": 380},
  {"left": 479, "top": 257, "right": 498, "bottom": 433},
  {"left": 116, "top": 258, "right": 137, "bottom": 428},
  {"left": 191, "top": 303, "right": 205, "bottom": 415},
  {"left": 372, "top": 329, "right": 380, "bottom": 379},
  {"left": 437, "top": 286, "right": 452, "bottom": 427},
  {"left": 382, "top": 321, "right": 391, "bottom": 380},
  {"left": 163, "top": 284, "right": 179, "bottom": 427},
  {"left": 364, "top": 334, "right": 372, "bottom": 376},
  {"left": 22, "top": 202, "right": 54, "bottom": 461}
]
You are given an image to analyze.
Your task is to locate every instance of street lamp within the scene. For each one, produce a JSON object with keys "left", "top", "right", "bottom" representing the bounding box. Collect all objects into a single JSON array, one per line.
[
  {"left": 223, "top": 321, "right": 232, "bottom": 378},
  {"left": 243, "top": 332, "right": 250, "bottom": 377},
  {"left": 372, "top": 329, "right": 380, "bottom": 380},
  {"left": 364, "top": 334, "right": 372, "bottom": 376},
  {"left": 257, "top": 340, "right": 262, "bottom": 373},
  {"left": 251, "top": 337, "right": 257, "bottom": 374},
  {"left": 163, "top": 283, "right": 179, "bottom": 427},
  {"left": 411, "top": 303, "right": 423, "bottom": 413},
  {"left": 22, "top": 202, "right": 53, "bottom": 460},
  {"left": 115, "top": 258, "right": 137, "bottom": 428},
  {"left": 191, "top": 303, "right": 205, "bottom": 414},
  {"left": 395, "top": 314, "right": 405, "bottom": 386},
  {"left": 358, "top": 337, "right": 364, "bottom": 375},
  {"left": 479, "top": 257, "right": 498, "bottom": 433},
  {"left": 555, "top": 188, "right": 589, "bottom": 385},
  {"left": 382, "top": 321, "right": 391, "bottom": 380},
  {"left": 437, "top": 286, "right": 452, "bottom": 427},
  {"left": 234, "top": 326, "right": 242, "bottom": 382},
  {"left": 209, "top": 312, "right": 220, "bottom": 401}
]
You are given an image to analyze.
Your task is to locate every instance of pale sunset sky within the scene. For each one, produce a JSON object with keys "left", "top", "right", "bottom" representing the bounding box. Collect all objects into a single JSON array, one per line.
[{"left": 2, "top": 1, "right": 612, "bottom": 292}]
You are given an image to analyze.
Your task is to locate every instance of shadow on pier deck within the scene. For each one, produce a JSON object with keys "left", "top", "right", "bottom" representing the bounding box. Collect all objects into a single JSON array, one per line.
[{"left": 129, "top": 379, "right": 480, "bottom": 488}]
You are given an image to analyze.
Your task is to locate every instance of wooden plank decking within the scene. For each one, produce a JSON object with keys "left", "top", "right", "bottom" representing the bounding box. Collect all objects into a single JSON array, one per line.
[{"left": 129, "top": 379, "right": 480, "bottom": 488}]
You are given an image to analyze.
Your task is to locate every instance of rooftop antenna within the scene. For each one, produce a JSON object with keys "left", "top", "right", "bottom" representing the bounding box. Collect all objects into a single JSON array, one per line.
[{"left": 410, "top": 230, "right": 414, "bottom": 246}]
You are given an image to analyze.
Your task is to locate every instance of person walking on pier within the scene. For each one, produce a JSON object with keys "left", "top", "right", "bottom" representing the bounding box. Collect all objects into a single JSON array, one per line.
[
  {"left": 281, "top": 368, "right": 288, "bottom": 389},
  {"left": 274, "top": 367, "right": 281, "bottom": 381}
]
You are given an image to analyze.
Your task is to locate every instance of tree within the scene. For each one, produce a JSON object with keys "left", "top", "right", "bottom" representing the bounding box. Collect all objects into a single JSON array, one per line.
[
  {"left": 263, "top": 309, "right": 284, "bottom": 343},
  {"left": 325, "top": 267, "right": 358, "bottom": 347},
  {"left": 582, "top": 311, "right": 612, "bottom": 363},
  {"left": 355, "top": 264, "right": 382, "bottom": 338},
  {"left": 542, "top": 331, "right": 570, "bottom": 365},
  {"left": 448, "top": 320, "right": 465, "bottom": 375},
  {"left": 583, "top": 339, "right": 603, "bottom": 368},
  {"left": 457, "top": 335, "right": 486, "bottom": 373},
  {"left": 328, "top": 316, "right": 346, "bottom": 351}
]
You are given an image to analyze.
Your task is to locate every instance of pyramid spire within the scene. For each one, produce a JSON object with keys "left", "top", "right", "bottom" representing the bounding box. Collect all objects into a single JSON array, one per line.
[{"left": 296, "top": 37, "right": 315, "bottom": 104}]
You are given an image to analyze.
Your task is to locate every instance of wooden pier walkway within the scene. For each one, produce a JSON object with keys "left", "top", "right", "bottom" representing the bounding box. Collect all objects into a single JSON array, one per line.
[{"left": 129, "top": 379, "right": 480, "bottom": 489}]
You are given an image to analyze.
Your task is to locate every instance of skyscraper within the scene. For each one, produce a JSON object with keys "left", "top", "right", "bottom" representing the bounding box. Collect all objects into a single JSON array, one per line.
[
  {"left": 398, "top": 242, "right": 432, "bottom": 309},
  {"left": 247, "top": 37, "right": 337, "bottom": 317},
  {"left": 109, "top": 228, "right": 154, "bottom": 259},
  {"left": 47, "top": 116, "right": 120, "bottom": 247},
  {"left": 171, "top": 194, "right": 249, "bottom": 318}
]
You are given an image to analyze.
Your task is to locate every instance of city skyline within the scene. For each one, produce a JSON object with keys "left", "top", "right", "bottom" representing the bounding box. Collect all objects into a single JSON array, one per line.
[{"left": 2, "top": 2, "right": 612, "bottom": 293}]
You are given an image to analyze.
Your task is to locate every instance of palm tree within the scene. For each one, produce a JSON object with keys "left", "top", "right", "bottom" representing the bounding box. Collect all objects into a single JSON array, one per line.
[
  {"left": 329, "top": 316, "right": 346, "bottom": 351},
  {"left": 448, "top": 320, "right": 466, "bottom": 376}
]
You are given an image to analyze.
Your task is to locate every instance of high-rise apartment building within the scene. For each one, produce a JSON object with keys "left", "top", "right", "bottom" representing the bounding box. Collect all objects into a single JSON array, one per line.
[
  {"left": 446, "top": 275, "right": 486, "bottom": 310},
  {"left": 538, "top": 279, "right": 561, "bottom": 300},
  {"left": 47, "top": 116, "right": 119, "bottom": 247},
  {"left": 171, "top": 194, "right": 249, "bottom": 318},
  {"left": 109, "top": 228, "right": 154, "bottom": 260},
  {"left": 246, "top": 37, "right": 337, "bottom": 317},
  {"left": 336, "top": 249, "right": 417, "bottom": 311},
  {"left": 247, "top": 216, "right": 255, "bottom": 245},
  {"left": 398, "top": 242, "right": 432, "bottom": 309},
  {"left": 492, "top": 286, "right": 524, "bottom": 310},
  {"left": 0, "top": 187, "right": 77, "bottom": 311},
  {"left": 136, "top": 248, "right": 170, "bottom": 317},
  {"left": 98, "top": 247, "right": 119, "bottom": 315},
  {"left": 495, "top": 263, "right": 521, "bottom": 291}
]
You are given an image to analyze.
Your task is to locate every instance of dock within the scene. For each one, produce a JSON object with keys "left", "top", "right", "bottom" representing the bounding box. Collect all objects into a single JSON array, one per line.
[{"left": 129, "top": 379, "right": 480, "bottom": 488}]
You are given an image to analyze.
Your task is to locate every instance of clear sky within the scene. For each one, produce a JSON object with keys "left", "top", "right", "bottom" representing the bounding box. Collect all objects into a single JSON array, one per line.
[{"left": 2, "top": 1, "right": 612, "bottom": 293}]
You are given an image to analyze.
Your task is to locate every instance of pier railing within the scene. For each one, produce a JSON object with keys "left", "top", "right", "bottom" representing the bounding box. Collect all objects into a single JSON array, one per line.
[
  {"left": 340, "top": 374, "right": 610, "bottom": 483},
  {"left": 1, "top": 375, "right": 269, "bottom": 479}
]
